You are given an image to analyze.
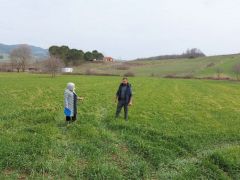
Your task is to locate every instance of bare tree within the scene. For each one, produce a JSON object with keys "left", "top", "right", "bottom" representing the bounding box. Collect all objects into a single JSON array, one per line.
[
  {"left": 10, "top": 57, "right": 21, "bottom": 72},
  {"left": 216, "top": 67, "right": 223, "bottom": 80},
  {"left": 0, "top": 63, "right": 6, "bottom": 72},
  {"left": 233, "top": 64, "right": 240, "bottom": 81},
  {"left": 45, "top": 56, "right": 62, "bottom": 77},
  {"left": 0, "top": 62, "right": 12, "bottom": 72},
  {"left": 10, "top": 45, "right": 32, "bottom": 72}
]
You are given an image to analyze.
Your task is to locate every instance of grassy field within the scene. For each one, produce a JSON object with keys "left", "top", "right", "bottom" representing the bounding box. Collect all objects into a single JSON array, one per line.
[
  {"left": 73, "top": 54, "right": 240, "bottom": 78},
  {"left": 0, "top": 73, "right": 240, "bottom": 179}
]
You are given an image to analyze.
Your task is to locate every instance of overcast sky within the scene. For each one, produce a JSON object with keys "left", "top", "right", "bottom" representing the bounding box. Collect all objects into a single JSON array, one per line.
[{"left": 0, "top": 0, "right": 240, "bottom": 59}]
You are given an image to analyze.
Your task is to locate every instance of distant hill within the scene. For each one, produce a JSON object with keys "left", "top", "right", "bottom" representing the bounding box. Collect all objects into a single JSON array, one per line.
[
  {"left": 0, "top": 43, "right": 49, "bottom": 59},
  {"left": 135, "top": 48, "right": 206, "bottom": 61}
]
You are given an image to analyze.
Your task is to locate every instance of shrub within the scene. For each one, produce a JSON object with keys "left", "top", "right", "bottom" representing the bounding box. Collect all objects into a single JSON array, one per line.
[
  {"left": 216, "top": 68, "right": 223, "bottom": 79},
  {"left": 85, "top": 69, "right": 97, "bottom": 75},
  {"left": 85, "top": 69, "right": 119, "bottom": 76},
  {"left": 164, "top": 74, "right": 177, "bottom": 78},
  {"left": 115, "top": 65, "right": 130, "bottom": 70},
  {"left": 207, "top": 62, "right": 215, "bottom": 68},
  {"left": 182, "top": 74, "right": 194, "bottom": 79},
  {"left": 232, "top": 64, "right": 240, "bottom": 80},
  {"left": 124, "top": 71, "right": 135, "bottom": 77}
]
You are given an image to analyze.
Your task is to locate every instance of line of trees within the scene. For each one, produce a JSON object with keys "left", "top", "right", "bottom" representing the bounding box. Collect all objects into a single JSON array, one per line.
[
  {"left": 182, "top": 48, "right": 206, "bottom": 59},
  {"left": 3, "top": 44, "right": 105, "bottom": 77},
  {"left": 136, "top": 48, "right": 206, "bottom": 61},
  {"left": 49, "top": 46, "right": 104, "bottom": 66}
]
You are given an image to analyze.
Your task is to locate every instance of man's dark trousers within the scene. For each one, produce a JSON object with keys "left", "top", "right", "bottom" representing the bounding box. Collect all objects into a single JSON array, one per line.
[{"left": 116, "top": 100, "right": 128, "bottom": 120}]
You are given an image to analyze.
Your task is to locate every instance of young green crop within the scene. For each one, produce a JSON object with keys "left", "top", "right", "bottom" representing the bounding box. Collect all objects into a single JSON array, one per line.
[{"left": 0, "top": 73, "right": 239, "bottom": 179}]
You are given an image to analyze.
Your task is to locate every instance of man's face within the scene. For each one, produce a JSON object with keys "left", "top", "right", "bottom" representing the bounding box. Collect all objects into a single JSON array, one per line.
[{"left": 122, "top": 79, "right": 128, "bottom": 85}]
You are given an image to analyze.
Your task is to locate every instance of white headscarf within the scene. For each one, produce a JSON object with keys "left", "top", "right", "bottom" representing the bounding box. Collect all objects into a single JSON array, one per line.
[{"left": 67, "top": 82, "right": 75, "bottom": 91}]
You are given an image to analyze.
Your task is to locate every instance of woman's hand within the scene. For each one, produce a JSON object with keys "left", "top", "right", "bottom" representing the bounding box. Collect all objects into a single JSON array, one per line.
[{"left": 78, "top": 97, "right": 84, "bottom": 100}]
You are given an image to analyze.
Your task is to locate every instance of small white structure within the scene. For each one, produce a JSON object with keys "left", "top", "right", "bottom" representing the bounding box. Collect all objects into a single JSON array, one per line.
[{"left": 62, "top": 67, "right": 73, "bottom": 73}]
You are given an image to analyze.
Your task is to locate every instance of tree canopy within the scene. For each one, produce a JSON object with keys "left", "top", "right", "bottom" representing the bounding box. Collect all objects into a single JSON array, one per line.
[{"left": 49, "top": 46, "right": 104, "bottom": 66}]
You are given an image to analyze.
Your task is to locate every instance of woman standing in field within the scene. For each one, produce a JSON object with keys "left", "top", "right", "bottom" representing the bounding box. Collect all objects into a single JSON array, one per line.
[{"left": 64, "top": 82, "right": 84, "bottom": 123}]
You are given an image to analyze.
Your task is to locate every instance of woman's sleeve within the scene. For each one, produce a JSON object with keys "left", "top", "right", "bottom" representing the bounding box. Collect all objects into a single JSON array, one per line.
[{"left": 64, "top": 91, "right": 68, "bottom": 108}]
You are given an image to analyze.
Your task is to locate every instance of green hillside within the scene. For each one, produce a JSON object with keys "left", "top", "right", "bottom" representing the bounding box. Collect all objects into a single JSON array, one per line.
[
  {"left": 0, "top": 73, "right": 239, "bottom": 179},
  {"left": 73, "top": 54, "right": 240, "bottom": 78},
  {"left": 130, "top": 54, "right": 240, "bottom": 78}
]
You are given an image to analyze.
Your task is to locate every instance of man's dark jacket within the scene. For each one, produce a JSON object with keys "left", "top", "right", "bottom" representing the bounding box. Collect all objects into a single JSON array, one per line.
[{"left": 116, "top": 83, "right": 132, "bottom": 104}]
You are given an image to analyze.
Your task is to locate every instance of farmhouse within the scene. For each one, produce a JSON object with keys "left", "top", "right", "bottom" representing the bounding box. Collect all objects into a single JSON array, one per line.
[
  {"left": 103, "top": 57, "right": 114, "bottom": 62},
  {"left": 28, "top": 67, "right": 39, "bottom": 72},
  {"left": 61, "top": 67, "right": 73, "bottom": 73}
]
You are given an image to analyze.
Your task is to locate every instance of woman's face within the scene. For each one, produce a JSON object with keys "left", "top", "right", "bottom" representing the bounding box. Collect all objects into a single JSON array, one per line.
[
  {"left": 70, "top": 86, "right": 75, "bottom": 91},
  {"left": 67, "top": 83, "right": 75, "bottom": 91}
]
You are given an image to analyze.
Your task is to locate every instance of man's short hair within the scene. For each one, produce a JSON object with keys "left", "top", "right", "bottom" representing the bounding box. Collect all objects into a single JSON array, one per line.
[{"left": 122, "top": 77, "right": 128, "bottom": 80}]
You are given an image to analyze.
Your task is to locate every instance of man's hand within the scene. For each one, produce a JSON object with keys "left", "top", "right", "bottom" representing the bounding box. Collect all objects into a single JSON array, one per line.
[
  {"left": 78, "top": 97, "right": 84, "bottom": 100},
  {"left": 128, "top": 102, "right": 133, "bottom": 106},
  {"left": 115, "top": 96, "right": 118, "bottom": 103}
]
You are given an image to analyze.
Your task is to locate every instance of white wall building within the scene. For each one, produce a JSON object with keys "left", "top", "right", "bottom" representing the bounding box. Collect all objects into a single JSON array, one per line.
[{"left": 62, "top": 68, "right": 73, "bottom": 73}]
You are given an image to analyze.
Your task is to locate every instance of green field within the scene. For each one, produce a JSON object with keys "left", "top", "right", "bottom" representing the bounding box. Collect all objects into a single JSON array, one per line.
[
  {"left": 0, "top": 73, "right": 240, "bottom": 179},
  {"left": 74, "top": 54, "right": 240, "bottom": 78}
]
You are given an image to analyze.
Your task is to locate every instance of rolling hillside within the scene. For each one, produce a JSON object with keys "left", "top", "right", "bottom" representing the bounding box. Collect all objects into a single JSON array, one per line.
[
  {"left": 0, "top": 43, "right": 49, "bottom": 60},
  {"left": 73, "top": 54, "right": 240, "bottom": 79}
]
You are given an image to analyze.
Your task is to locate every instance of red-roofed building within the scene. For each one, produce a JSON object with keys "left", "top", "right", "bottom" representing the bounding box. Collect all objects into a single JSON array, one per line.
[{"left": 103, "top": 57, "right": 113, "bottom": 62}]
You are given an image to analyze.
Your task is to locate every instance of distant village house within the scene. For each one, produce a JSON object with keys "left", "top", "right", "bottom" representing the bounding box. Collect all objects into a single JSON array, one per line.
[
  {"left": 103, "top": 57, "right": 114, "bottom": 62},
  {"left": 62, "top": 67, "right": 73, "bottom": 73},
  {"left": 28, "top": 67, "right": 39, "bottom": 72}
]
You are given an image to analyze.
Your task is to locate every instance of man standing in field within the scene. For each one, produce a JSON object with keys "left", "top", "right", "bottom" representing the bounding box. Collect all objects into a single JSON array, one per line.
[{"left": 115, "top": 77, "right": 133, "bottom": 120}]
